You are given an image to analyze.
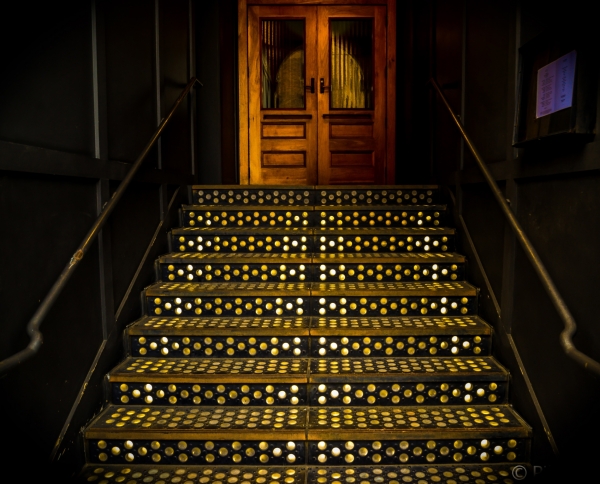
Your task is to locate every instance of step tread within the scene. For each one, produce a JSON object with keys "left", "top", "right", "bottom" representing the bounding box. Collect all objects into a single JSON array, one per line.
[
  {"left": 128, "top": 316, "right": 490, "bottom": 336},
  {"left": 146, "top": 281, "right": 477, "bottom": 296},
  {"left": 109, "top": 356, "right": 506, "bottom": 383},
  {"left": 316, "top": 205, "right": 446, "bottom": 211},
  {"left": 310, "top": 357, "right": 507, "bottom": 382},
  {"left": 86, "top": 405, "right": 307, "bottom": 440},
  {"left": 173, "top": 227, "right": 314, "bottom": 234},
  {"left": 307, "top": 466, "right": 528, "bottom": 483},
  {"left": 171, "top": 227, "right": 455, "bottom": 235},
  {"left": 310, "top": 281, "right": 477, "bottom": 296},
  {"left": 160, "top": 252, "right": 464, "bottom": 263},
  {"left": 184, "top": 205, "right": 312, "bottom": 211},
  {"left": 310, "top": 316, "right": 490, "bottom": 335},
  {"left": 307, "top": 405, "right": 531, "bottom": 439},
  {"left": 183, "top": 205, "right": 447, "bottom": 212},
  {"left": 146, "top": 282, "right": 313, "bottom": 296},
  {"left": 315, "top": 227, "right": 454, "bottom": 234},
  {"left": 128, "top": 316, "right": 310, "bottom": 335},
  {"left": 85, "top": 404, "right": 530, "bottom": 441},
  {"left": 313, "top": 252, "right": 464, "bottom": 262},
  {"left": 110, "top": 358, "right": 309, "bottom": 383},
  {"left": 160, "top": 253, "right": 314, "bottom": 263},
  {"left": 80, "top": 466, "right": 307, "bottom": 484},
  {"left": 78, "top": 464, "right": 528, "bottom": 484}
]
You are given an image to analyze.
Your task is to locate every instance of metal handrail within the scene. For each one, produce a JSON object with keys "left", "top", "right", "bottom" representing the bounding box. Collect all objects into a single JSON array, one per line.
[
  {"left": 429, "top": 77, "right": 600, "bottom": 376},
  {"left": 0, "top": 77, "right": 202, "bottom": 375}
]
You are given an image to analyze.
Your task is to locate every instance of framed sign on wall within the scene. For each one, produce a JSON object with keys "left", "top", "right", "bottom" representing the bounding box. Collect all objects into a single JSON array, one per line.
[{"left": 513, "top": 28, "right": 597, "bottom": 147}]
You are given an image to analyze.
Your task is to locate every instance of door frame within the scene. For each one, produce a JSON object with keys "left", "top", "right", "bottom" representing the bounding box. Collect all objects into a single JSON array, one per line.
[{"left": 238, "top": 0, "right": 396, "bottom": 185}]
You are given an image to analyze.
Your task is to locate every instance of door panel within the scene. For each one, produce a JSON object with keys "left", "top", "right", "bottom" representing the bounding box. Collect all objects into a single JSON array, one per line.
[
  {"left": 248, "top": 6, "right": 318, "bottom": 185},
  {"left": 247, "top": 4, "right": 387, "bottom": 185},
  {"left": 317, "top": 6, "right": 387, "bottom": 185}
]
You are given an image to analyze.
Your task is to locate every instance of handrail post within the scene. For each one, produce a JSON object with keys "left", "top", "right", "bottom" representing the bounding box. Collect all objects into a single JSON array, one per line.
[
  {"left": 429, "top": 77, "right": 600, "bottom": 376},
  {"left": 0, "top": 77, "right": 202, "bottom": 375}
]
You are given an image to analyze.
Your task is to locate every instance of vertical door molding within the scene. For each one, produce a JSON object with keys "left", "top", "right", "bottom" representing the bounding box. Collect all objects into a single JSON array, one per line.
[{"left": 238, "top": 0, "right": 250, "bottom": 183}]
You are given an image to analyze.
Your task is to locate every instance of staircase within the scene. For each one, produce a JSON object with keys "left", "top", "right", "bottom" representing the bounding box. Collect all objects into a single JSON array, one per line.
[{"left": 79, "top": 185, "right": 532, "bottom": 483}]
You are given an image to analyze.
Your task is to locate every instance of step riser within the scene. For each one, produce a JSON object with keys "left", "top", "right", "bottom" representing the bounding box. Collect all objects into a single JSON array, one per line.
[
  {"left": 306, "top": 438, "right": 528, "bottom": 465},
  {"left": 308, "top": 382, "right": 506, "bottom": 406},
  {"left": 88, "top": 439, "right": 305, "bottom": 466},
  {"left": 111, "top": 383, "right": 307, "bottom": 406},
  {"left": 131, "top": 335, "right": 309, "bottom": 358},
  {"left": 146, "top": 296, "right": 478, "bottom": 319},
  {"left": 111, "top": 381, "right": 507, "bottom": 407},
  {"left": 129, "top": 335, "right": 490, "bottom": 358},
  {"left": 159, "top": 261, "right": 464, "bottom": 283},
  {"left": 171, "top": 233, "right": 454, "bottom": 254},
  {"left": 311, "top": 335, "right": 489, "bottom": 357},
  {"left": 182, "top": 208, "right": 446, "bottom": 229},
  {"left": 192, "top": 187, "right": 439, "bottom": 206},
  {"left": 86, "top": 436, "right": 527, "bottom": 466}
]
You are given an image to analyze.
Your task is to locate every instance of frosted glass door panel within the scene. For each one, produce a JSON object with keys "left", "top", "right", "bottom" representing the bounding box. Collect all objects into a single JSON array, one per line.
[
  {"left": 261, "top": 20, "right": 305, "bottom": 109},
  {"left": 330, "top": 19, "right": 374, "bottom": 109}
]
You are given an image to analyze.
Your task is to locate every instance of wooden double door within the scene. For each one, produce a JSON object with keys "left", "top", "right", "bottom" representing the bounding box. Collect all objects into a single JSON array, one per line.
[{"left": 243, "top": 3, "right": 394, "bottom": 185}]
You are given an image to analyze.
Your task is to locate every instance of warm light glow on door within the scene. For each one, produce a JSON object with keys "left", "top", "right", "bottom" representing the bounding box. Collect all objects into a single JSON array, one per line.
[
  {"left": 330, "top": 19, "right": 374, "bottom": 109},
  {"left": 261, "top": 20, "right": 306, "bottom": 109}
]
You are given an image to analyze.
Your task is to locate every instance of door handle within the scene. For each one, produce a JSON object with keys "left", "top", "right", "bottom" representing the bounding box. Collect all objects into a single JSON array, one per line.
[
  {"left": 305, "top": 78, "right": 315, "bottom": 94},
  {"left": 320, "top": 78, "right": 330, "bottom": 94}
]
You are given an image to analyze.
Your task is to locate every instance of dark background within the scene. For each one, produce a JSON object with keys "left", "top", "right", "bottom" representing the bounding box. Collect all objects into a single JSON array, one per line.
[{"left": 0, "top": 0, "right": 598, "bottom": 480}]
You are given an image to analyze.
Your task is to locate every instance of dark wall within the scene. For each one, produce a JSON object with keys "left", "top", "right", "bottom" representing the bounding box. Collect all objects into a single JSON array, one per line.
[
  {"left": 196, "top": 0, "right": 238, "bottom": 184},
  {"left": 414, "top": 0, "right": 600, "bottom": 478},
  {"left": 0, "top": 0, "right": 196, "bottom": 477}
]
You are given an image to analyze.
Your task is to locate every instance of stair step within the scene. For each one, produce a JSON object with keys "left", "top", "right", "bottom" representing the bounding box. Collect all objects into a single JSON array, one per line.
[
  {"left": 309, "top": 358, "right": 507, "bottom": 405},
  {"left": 84, "top": 405, "right": 530, "bottom": 466},
  {"left": 110, "top": 358, "right": 308, "bottom": 383},
  {"left": 314, "top": 228, "right": 455, "bottom": 254},
  {"left": 308, "top": 316, "right": 492, "bottom": 356},
  {"left": 85, "top": 405, "right": 307, "bottom": 441},
  {"left": 78, "top": 464, "right": 529, "bottom": 483},
  {"left": 307, "top": 465, "right": 530, "bottom": 483},
  {"left": 171, "top": 228, "right": 314, "bottom": 254},
  {"left": 107, "top": 357, "right": 507, "bottom": 407},
  {"left": 311, "top": 337, "right": 489, "bottom": 358},
  {"left": 310, "top": 315, "right": 490, "bottom": 336},
  {"left": 315, "top": 186, "right": 439, "bottom": 206},
  {"left": 315, "top": 206, "right": 446, "bottom": 228},
  {"left": 182, "top": 206, "right": 313, "bottom": 228},
  {"left": 310, "top": 357, "right": 506, "bottom": 382},
  {"left": 127, "top": 315, "right": 489, "bottom": 336},
  {"left": 145, "top": 282, "right": 478, "bottom": 319},
  {"left": 309, "top": 282, "right": 477, "bottom": 318},
  {"left": 158, "top": 253, "right": 313, "bottom": 283},
  {"left": 312, "top": 253, "right": 464, "bottom": 283},
  {"left": 306, "top": 404, "right": 530, "bottom": 440},
  {"left": 126, "top": 316, "right": 491, "bottom": 358},
  {"left": 181, "top": 206, "right": 447, "bottom": 229},
  {"left": 193, "top": 185, "right": 314, "bottom": 206},
  {"left": 191, "top": 185, "right": 439, "bottom": 206},
  {"left": 128, "top": 316, "right": 310, "bottom": 336},
  {"left": 158, "top": 253, "right": 465, "bottom": 283},
  {"left": 80, "top": 466, "right": 308, "bottom": 483},
  {"left": 171, "top": 227, "right": 455, "bottom": 254}
]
